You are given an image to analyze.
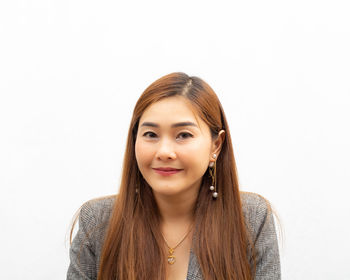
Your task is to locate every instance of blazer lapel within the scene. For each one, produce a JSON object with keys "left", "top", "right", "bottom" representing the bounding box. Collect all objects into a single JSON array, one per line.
[{"left": 186, "top": 248, "right": 203, "bottom": 280}]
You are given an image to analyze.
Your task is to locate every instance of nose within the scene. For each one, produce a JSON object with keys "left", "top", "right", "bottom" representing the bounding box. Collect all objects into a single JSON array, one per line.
[{"left": 155, "top": 138, "right": 176, "bottom": 161}]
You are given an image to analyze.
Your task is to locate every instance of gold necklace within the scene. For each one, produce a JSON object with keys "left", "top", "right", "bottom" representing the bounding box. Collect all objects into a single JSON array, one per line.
[{"left": 162, "top": 223, "right": 193, "bottom": 265}]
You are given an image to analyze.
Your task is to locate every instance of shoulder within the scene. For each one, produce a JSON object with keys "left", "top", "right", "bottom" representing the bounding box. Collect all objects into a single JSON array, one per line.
[
  {"left": 240, "top": 192, "right": 274, "bottom": 239},
  {"left": 81, "top": 195, "right": 116, "bottom": 215},
  {"left": 240, "top": 192, "right": 281, "bottom": 277},
  {"left": 240, "top": 191, "right": 271, "bottom": 216},
  {"left": 68, "top": 196, "right": 117, "bottom": 278},
  {"left": 79, "top": 195, "right": 116, "bottom": 227},
  {"left": 74, "top": 195, "right": 117, "bottom": 254}
]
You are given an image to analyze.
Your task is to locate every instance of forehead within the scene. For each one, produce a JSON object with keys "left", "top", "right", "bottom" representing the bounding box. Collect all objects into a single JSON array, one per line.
[{"left": 139, "top": 96, "right": 206, "bottom": 129}]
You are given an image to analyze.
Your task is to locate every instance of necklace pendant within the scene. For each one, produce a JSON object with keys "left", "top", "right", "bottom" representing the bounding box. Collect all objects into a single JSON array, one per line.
[
  {"left": 167, "top": 248, "right": 176, "bottom": 264},
  {"left": 167, "top": 254, "right": 176, "bottom": 265}
]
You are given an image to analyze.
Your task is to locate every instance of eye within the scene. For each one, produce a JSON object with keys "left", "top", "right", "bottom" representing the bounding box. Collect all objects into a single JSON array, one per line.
[
  {"left": 143, "top": 131, "right": 158, "bottom": 138},
  {"left": 176, "top": 132, "right": 193, "bottom": 140}
]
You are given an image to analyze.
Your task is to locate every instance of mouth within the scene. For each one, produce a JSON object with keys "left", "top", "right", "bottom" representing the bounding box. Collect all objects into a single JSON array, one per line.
[{"left": 152, "top": 167, "right": 183, "bottom": 176}]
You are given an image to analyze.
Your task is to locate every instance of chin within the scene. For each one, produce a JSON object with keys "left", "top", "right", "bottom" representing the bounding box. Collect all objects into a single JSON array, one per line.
[{"left": 150, "top": 185, "right": 184, "bottom": 196}]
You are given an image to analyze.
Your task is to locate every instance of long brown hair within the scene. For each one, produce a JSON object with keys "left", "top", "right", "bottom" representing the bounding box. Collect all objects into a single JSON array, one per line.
[{"left": 98, "top": 72, "right": 255, "bottom": 279}]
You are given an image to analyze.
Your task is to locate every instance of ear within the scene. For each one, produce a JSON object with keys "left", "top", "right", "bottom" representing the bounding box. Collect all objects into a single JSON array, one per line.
[{"left": 211, "top": 130, "right": 225, "bottom": 158}]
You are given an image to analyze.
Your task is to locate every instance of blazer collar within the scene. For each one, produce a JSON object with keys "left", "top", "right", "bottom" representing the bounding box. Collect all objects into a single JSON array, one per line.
[
  {"left": 186, "top": 228, "right": 203, "bottom": 280},
  {"left": 186, "top": 248, "right": 203, "bottom": 280}
]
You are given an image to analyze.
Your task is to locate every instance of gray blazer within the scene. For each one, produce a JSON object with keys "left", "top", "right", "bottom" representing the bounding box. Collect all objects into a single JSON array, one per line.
[{"left": 67, "top": 192, "right": 281, "bottom": 279}]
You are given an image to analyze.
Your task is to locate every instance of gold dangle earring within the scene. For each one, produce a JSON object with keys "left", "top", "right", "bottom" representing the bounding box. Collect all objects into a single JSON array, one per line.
[{"left": 209, "top": 153, "right": 218, "bottom": 198}]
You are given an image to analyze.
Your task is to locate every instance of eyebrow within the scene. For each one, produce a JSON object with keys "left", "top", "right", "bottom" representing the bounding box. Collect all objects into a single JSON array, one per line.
[{"left": 140, "top": 121, "right": 198, "bottom": 128}]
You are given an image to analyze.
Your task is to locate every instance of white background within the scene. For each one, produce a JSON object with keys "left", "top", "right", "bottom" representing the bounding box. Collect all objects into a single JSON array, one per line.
[{"left": 1, "top": 1, "right": 349, "bottom": 279}]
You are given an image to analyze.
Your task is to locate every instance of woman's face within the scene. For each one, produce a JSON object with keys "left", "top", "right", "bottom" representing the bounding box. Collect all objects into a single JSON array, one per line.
[{"left": 135, "top": 96, "right": 216, "bottom": 198}]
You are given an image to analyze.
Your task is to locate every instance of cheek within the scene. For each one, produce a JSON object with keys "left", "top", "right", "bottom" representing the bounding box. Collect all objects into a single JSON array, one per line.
[
  {"left": 135, "top": 139, "right": 153, "bottom": 168},
  {"left": 135, "top": 139, "right": 143, "bottom": 165},
  {"left": 179, "top": 140, "right": 211, "bottom": 169}
]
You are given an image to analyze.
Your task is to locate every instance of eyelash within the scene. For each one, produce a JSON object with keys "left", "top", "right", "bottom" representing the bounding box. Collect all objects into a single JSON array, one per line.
[
  {"left": 142, "top": 131, "right": 193, "bottom": 140},
  {"left": 177, "top": 132, "right": 193, "bottom": 139},
  {"left": 143, "top": 131, "right": 157, "bottom": 138}
]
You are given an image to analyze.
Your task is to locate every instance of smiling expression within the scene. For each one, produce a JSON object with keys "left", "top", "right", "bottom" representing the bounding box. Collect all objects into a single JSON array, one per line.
[{"left": 135, "top": 96, "right": 215, "bottom": 198}]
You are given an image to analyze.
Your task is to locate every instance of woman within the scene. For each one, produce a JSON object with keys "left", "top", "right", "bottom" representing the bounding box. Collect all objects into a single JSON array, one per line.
[{"left": 67, "top": 72, "right": 281, "bottom": 280}]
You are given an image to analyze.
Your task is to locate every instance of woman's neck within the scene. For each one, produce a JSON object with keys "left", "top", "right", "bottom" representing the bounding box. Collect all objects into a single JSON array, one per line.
[{"left": 153, "top": 190, "right": 197, "bottom": 225}]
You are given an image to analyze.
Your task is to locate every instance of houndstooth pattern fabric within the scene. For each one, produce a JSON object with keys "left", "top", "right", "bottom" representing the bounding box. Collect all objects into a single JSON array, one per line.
[{"left": 67, "top": 192, "right": 281, "bottom": 280}]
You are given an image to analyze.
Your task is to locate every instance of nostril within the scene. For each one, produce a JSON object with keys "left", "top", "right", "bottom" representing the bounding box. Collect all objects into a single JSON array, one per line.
[{"left": 156, "top": 149, "right": 177, "bottom": 161}]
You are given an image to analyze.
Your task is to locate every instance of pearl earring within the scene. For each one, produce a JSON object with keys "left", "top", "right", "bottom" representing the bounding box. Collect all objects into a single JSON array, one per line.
[{"left": 209, "top": 154, "right": 218, "bottom": 199}]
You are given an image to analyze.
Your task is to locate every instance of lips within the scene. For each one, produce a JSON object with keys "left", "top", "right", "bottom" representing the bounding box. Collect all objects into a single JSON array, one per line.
[
  {"left": 152, "top": 167, "right": 183, "bottom": 176},
  {"left": 154, "top": 167, "right": 181, "bottom": 171}
]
